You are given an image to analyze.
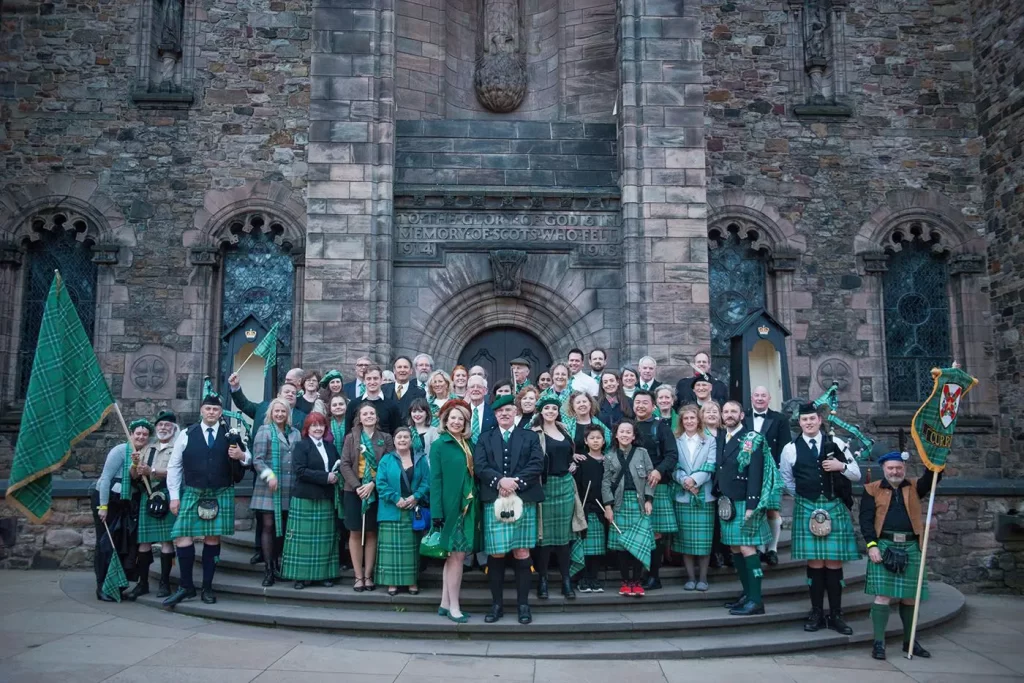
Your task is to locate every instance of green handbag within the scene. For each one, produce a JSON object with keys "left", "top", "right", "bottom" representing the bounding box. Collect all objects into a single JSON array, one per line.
[{"left": 419, "top": 530, "right": 449, "bottom": 559}]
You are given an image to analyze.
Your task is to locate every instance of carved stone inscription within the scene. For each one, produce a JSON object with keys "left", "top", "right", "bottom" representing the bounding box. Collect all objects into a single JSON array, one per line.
[{"left": 395, "top": 210, "right": 621, "bottom": 266}]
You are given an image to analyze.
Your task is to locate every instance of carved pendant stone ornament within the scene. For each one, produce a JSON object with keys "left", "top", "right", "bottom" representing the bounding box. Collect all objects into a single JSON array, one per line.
[
  {"left": 490, "top": 249, "right": 528, "bottom": 297},
  {"left": 474, "top": 0, "right": 527, "bottom": 113}
]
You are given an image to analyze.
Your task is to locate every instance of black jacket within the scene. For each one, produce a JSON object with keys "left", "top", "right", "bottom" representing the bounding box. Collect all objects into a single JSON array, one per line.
[
  {"left": 473, "top": 426, "right": 545, "bottom": 504},
  {"left": 633, "top": 417, "right": 679, "bottom": 479},
  {"left": 742, "top": 409, "right": 791, "bottom": 464},
  {"left": 714, "top": 430, "right": 763, "bottom": 509},
  {"left": 291, "top": 437, "right": 341, "bottom": 501},
  {"left": 384, "top": 382, "right": 427, "bottom": 417},
  {"left": 345, "top": 394, "right": 402, "bottom": 435},
  {"left": 675, "top": 375, "right": 729, "bottom": 409}
]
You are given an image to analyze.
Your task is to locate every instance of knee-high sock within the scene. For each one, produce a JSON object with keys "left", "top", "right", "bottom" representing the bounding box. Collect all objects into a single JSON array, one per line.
[
  {"left": 555, "top": 544, "right": 571, "bottom": 580},
  {"left": 808, "top": 566, "right": 826, "bottom": 610},
  {"left": 649, "top": 539, "right": 666, "bottom": 579},
  {"left": 732, "top": 552, "right": 749, "bottom": 595},
  {"left": 176, "top": 544, "right": 196, "bottom": 590},
  {"left": 535, "top": 546, "right": 551, "bottom": 578},
  {"left": 160, "top": 552, "right": 175, "bottom": 585},
  {"left": 899, "top": 603, "right": 915, "bottom": 641},
  {"left": 515, "top": 557, "right": 532, "bottom": 606},
  {"left": 744, "top": 554, "right": 763, "bottom": 603},
  {"left": 824, "top": 567, "right": 843, "bottom": 612},
  {"left": 135, "top": 550, "right": 153, "bottom": 588},
  {"left": 871, "top": 603, "right": 890, "bottom": 641},
  {"left": 488, "top": 555, "right": 506, "bottom": 605},
  {"left": 201, "top": 544, "right": 220, "bottom": 590},
  {"left": 768, "top": 516, "right": 783, "bottom": 553}
]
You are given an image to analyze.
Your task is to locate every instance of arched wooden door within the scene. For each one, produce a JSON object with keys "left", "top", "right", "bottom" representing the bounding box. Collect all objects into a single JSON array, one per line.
[{"left": 457, "top": 327, "right": 552, "bottom": 385}]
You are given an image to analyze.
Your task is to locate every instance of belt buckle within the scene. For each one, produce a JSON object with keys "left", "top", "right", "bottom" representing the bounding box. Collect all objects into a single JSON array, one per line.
[{"left": 892, "top": 532, "right": 908, "bottom": 543}]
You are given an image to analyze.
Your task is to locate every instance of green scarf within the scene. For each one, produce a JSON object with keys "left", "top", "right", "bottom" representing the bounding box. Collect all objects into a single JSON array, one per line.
[
  {"left": 331, "top": 419, "right": 346, "bottom": 519},
  {"left": 120, "top": 443, "right": 134, "bottom": 500},
  {"left": 271, "top": 427, "right": 284, "bottom": 536},
  {"left": 359, "top": 429, "right": 380, "bottom": 514},
  {"left": 412, "top": 428, "right": 425, "bottom": 454}
]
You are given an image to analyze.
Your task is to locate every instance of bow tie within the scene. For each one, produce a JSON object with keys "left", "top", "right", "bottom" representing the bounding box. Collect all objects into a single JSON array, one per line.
[{"left": 754, "top": 412, "right": 767, "bottom": 418}]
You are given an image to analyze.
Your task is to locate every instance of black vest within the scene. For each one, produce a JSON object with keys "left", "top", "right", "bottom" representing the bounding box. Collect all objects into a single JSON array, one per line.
[
  {"left": 182, "top": 423, "right": 234, "bottom": 490},
  {"left": 792, "top": 436, "right": 837, "bottom": 501}
]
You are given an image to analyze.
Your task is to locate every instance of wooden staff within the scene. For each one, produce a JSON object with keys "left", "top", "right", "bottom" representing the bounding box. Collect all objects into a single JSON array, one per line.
[
  {"left": 906, "top": 467, "right": 938, "bottom": 659},
  {"left": 113, "top": 403, "right": 152, "bottom": 496}
]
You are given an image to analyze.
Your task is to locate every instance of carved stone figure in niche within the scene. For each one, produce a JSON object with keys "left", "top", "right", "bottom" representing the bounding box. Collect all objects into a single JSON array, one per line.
[
  {"left": 474, "top": 0, "right": 527, "bottom": 113},
  {"left": 802, "top": 0, "right": 830, "bottom": 102},
  {"left": 155, "top": 0, "right": 184, "bottom": 91}
]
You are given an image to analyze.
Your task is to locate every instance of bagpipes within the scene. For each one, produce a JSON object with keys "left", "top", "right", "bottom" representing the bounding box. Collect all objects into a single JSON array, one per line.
[{"left": 811, "top": 380, "right": 874, "bottom": 461}]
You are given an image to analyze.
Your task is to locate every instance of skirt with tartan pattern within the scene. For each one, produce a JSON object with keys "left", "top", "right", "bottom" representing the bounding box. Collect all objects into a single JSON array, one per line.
[
  {"left": 375, "top": 511, "right": 420, "bottom": 586},
  {"left": 281, "top": 496, "right": 339, "bottom": 582},
  {"left": 138, "top": 490, "right": 177, "bottom": 544},
  {"left": 539, "top": 474, "right": 575, "bottom": 547},
  {"left": 865, "top": 537, "right": 929, "bottom": 600},
  {"left": 483, "top": 501, "right": 538, "bottom": 555},
  {"left": 671, "top": 493, "right": 715, "bottom": 556},
  {"left": 719, "top": 499, "right": 772, "bottom": 548},
  {"left": 791, "top": 495, "right": 860, "bottom": 562},
  {"left": 171, "top": 486, "right": 236, "bottom": 539}
]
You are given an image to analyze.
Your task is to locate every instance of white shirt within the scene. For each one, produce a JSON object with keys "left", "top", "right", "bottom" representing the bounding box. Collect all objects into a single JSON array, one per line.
[
  {"left": 779, "top": 433, "right": 861, "bottom": 498},
  {"left": 470, "top": 402, "right": 486, "bottom": 428},
  {"left": 752, "top": 409, "right": 769, "bottom": 433},
  {"left": 570, "top": 372, "right": 599, "bottom": 397},
  {"left": 393, "top": 382, "right": 410, "bottom": 398},
  {"left": 166, "top": 423, "right": 252, "bottom": 501},
  {"left": 313, "top": 439, "right": 329, "bottom": 470}
]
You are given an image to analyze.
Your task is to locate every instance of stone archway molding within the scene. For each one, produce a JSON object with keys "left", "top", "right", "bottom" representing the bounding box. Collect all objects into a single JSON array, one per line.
[
  {"left": 854, "top": 189, "right": 983, "bottom": 256},
  {"left": 188, "top": 180, "right": 306, "bottom": 251},
  {"left": 0, "top": 174, "right": 132, "bottom": 246},
  {"left": 708, "top": 190, "right": 805, "bottom": 255}
]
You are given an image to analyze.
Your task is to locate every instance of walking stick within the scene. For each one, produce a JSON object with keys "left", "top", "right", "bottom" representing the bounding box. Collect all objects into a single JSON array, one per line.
[
  {"left": 113, "top": 403, "right": 153, "bottom": 496},
  {"left": 361, "top": 512, "right": 366, "bottom": 547},
  {"left": 906, "top": 470, "right": 938, "bottom": 659}
]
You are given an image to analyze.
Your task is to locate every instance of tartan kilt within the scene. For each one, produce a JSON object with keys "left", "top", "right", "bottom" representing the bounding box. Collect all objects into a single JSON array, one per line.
[
  {"left": 582, "top": 512, "right": 607, "bottom": 556},
  {"left": 650, "top": 485, "right": 678, "bottom": 534},
  {"left": 138, "top": 491, "right": 177, "bottom": 544},
  {"left": 375, "top": 513, "right": 419, "bottom": 586},
  {"left": 719, "top": 499, "right": 772, "bottom": 548},
  {"left": 608, "top": 494, "right": 643, "bottom": 551},
  {"left": 281, "top": 497, "right": 339, "bottom": 581},
  {"left": 866, "top": 538, "right": 929, "bottom": 600},
  {"left": 483, "top": 502, "right": 538, "bottom": 555},
  {"left": 539, "top": 474, "right": 575, "bottom": 547},
  {"left": 171, "top": 486, "right": 235, "bottom": 539},
  {"left": 791, "top": 495, "right": 860, "bottom": 562},
  {"left": 671, "top": 495, "right": 715, "bottom": 556}
]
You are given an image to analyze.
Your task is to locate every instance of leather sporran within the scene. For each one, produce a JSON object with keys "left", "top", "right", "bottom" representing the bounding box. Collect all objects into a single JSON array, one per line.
[
  {"left": 882, "top": 546, "right": 909, "bottom": 574},
  {"left": 146, "top": 490, "right": 169, "bottom": 519},
  {"left": 809, "top": 508, "right": 832, "bottom": 537},
  {"left": 196, "top": 497, "right": 220, "bottom": 521},
  {"left": 717, "top": 496, "right": 735, "bottom": 522}
]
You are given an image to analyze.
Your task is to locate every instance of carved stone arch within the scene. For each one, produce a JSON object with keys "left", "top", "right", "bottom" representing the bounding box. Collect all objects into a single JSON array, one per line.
[
  {"left": 190, "top": 180, "right": 306, "bottom": 254},
  {"left": 854, "top": 189, "right": 984, "bottom": 260},
  {"left": 707, "top": 190, "right": 806, "bottom": 257}
]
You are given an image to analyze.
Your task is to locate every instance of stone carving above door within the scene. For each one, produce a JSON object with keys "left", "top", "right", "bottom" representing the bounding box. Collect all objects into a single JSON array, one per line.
[{"left": 489, "top": 250, "right": 528, "bottom": 297}]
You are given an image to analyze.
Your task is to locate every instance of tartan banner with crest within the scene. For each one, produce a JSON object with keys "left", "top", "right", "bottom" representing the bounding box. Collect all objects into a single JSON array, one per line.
[{"left": 910, "top": 366, "right": 978, "bottom": 472}]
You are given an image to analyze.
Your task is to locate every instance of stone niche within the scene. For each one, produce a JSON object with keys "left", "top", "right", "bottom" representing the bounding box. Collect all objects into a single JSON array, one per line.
[{"left": 120, "top": 344, "right": 177, "bottom": 399}]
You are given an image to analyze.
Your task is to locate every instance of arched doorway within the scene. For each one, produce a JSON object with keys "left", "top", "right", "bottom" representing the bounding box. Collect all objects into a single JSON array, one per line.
[{"left": 457, "top": 327, "right": 552, "bottom": 385}]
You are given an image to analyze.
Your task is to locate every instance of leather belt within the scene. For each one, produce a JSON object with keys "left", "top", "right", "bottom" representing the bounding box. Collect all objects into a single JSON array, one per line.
[{"left": 880, "top": 531, "right": 917, "bottom": 543}]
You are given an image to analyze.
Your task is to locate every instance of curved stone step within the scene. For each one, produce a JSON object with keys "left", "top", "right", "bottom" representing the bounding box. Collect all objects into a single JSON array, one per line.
[{"left": 136, "top": 581, "right": 963, "bottom": 649}]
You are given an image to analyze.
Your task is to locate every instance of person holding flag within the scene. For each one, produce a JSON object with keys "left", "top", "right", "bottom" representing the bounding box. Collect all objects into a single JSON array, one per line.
[{"left": 602, "top": 419, "right": 656, "bottom": 597}]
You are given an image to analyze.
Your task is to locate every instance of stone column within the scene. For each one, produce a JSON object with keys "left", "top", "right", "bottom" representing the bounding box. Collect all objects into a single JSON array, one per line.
[
  {"left": 0, "top": 245, "right": 22, "bottom": 405},
  {"left": 306, "top": 0, "right": 396, "bottom": 368},
  {"left": 617, "top": 0, "right": 707, "bottom": 380}
]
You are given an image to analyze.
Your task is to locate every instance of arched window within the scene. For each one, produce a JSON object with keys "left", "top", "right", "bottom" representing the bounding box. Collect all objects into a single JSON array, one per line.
[
  {"left": 18, "top": 216, "right": 98, "bottom": 393},
  {"left": 882, "top": 241, "right": 952, "bottom": 403},
  {"left": 218, "top": 214, "right": 295, "bottom": 391},
  {"left": 708, "top": 227, "right": 768, "bottom": 384}
]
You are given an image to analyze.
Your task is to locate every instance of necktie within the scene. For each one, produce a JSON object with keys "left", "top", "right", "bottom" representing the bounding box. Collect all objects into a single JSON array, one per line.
[
  {"left": 642, "top": 383, "right": 649, "bottom": 390},
  {"left": 809, "top": 438, "right": 818, "bottom": 458},
  {"left": 396, "top": 384, "right": 404, "bottom": 400},
  {"left": 357, "top": 382, "right": 365, "bottom": 398},
  {"left": 502, "top": 430, "right": 510, "bottom": 443},
  {"left": 725, "top": 431, "right": 732, "bottom": 443},
  {"left": 315, "top": 440, "right": 322, "bottom": 449},
  {"left": 471, "top": 407, "right": 480, "bottom": 442},
  {"left": 206, "top": 427, "right": 215, "bottom": 447}
]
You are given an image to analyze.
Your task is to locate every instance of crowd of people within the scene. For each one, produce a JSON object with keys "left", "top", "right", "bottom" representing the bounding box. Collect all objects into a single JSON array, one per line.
[{"left": 92, "top": 348, "right": 937, "bottom": 658}]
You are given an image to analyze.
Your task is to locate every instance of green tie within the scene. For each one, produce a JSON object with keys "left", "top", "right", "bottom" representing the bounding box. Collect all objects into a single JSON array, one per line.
[
  {"left": 502, "top": 430, "right": 510, "bottom": 443},
  {"left": 642, "top": 383, "right": 649, "bottom": 390},
  {"left": 471, "top": 407, "right": 481, "bottom": 442}
]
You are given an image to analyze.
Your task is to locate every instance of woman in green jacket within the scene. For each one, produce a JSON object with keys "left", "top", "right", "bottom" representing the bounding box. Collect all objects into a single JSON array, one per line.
[
  {"left": 375, "top": 428, "right": 430, "bottom": 595},
  {"left": 428, "top": 399, "right": 479, "bottom": 623}
]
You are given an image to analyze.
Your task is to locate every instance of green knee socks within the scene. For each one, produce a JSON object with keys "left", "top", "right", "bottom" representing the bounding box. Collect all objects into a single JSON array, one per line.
[
  {"left": 744, "top": 554, "right": 763, "bottom": 603},
  {"left": 871, "top": 603, "right": 890, "bottom": 641},
  {"left": 899, "top": 603, "right": 915, "bottom": 641},
  {"left": 732, "top": 553, "right": 748, "bottom": 595}
]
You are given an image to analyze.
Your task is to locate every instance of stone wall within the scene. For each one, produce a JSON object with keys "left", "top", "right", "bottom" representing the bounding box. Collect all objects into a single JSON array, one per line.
[{"left": 971, "top": 1, "right": 1024, "bottom": 479}]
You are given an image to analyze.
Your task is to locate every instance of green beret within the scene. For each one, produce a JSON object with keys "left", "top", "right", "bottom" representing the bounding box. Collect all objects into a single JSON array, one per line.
[
  {"left": 491, "top": 395, "right": 515, "bottom": 411},
  {"left": 128, "top": 418, "right": 154, "bottom": 434},
  {"left": 320, "top": 369, "right": 344, "bottom": 387},
  {"left": 537, "top": 396, "right": 561, "bottom": 411},
  {"left": 154, "top": 410, "right": 177, "bottom": 425}
]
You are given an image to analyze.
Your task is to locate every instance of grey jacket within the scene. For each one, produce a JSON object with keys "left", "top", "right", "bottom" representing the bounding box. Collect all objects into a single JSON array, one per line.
[
  {"left": 601, "top": 447, "right": 655, "bottom": 511},
  {"left": 673, "top": 432, "right": 716, "bottom": 503}
]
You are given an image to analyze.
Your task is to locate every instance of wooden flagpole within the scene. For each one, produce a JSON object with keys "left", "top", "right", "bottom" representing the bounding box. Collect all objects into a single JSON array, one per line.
[{"left": 112, "top": 403, "right": 152, "bottom": 496}]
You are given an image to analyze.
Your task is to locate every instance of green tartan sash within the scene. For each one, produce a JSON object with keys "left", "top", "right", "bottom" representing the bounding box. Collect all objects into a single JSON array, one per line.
[
  {"left": 271, "top": 428, "right": 283, "bottom": 536},
  {"left": 120, "top": 443, "right": 133, "bottom": 501},
  {"left": 331, "top": 419, "right": 346, "bottom": 519},
  {"left": 360, "top": 431, "right": 379, "bottom": 514},
  {"left": 736, "top": 431, "right": 783, "bottom": 516}
]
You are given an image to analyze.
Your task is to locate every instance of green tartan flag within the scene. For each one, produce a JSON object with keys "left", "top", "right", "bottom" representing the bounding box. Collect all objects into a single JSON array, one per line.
[
  {"left": 737, "top": 431, "right": 783, "bottom": 514},
  {"left": 253, "top": 322, "right": 280, "bottom": 377},
  {"left": 569, "top": 535, "right": 586, "bottom": 576},
  {"left": 911, "top": 366, "right": 978, "bottom": 472},
  {"left": 620, "top": 509, "right": 656, "bottom": 571},
  {"left": 5, "top": 271, "right": 114, "bottom": 522},
  {"left": 102, "top": 551, "right": 129, "bottom": 602}
]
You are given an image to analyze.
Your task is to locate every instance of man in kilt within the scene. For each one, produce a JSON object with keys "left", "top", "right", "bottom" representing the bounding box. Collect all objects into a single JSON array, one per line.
[
  {"left": 125, "top": 411, "right": 180, "bottom": 600},
  {"left": 779, "top": 402, "right": 861, "bottom": 634},
  {"left": 630, "top": 390, "right": 679, "bottom": 590},
  {"left": 743, "top": 386, "right": 791, "bottom": 566},
  {"left": 164, "top": 392, "right": 249, "bottom": 607},
  {"left": 474, "top": 395, "right": 545, "bottom": 625},
  {"left": 861, "top": 451, "right": 938, "bottom": 660},
  {"left": 715, "top": 401, "right": 771, "bottom": 616}
]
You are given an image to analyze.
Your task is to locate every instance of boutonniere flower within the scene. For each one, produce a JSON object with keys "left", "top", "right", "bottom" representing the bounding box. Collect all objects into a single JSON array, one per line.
[{"left": 376, "top": 438, "right": 384, "bottom": 446}]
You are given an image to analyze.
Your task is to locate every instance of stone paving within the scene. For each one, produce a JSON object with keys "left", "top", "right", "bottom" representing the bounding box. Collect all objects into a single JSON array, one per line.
[{"left": 0, "top": 571, "right": 1021, "bottom": 683}]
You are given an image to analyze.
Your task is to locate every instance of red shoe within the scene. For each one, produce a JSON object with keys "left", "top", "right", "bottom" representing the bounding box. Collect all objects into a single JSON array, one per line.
[
  {"left": 619, "top": 581, "right": 631, "bottom": 596},
  {"left": 632, "top": 582, "right": 645, "bottom": 597}
]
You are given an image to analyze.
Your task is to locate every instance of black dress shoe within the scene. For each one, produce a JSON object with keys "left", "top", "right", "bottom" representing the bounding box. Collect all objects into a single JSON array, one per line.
[
  {"left": 871, "top": 640, "right": 886, "bottom": 660},
  {"left": 729, "top": 599, "right": 765, "bottom": 616},
  {"left": 766, "top": 550, "right": 779, "bottom": 566},
  {"left": 294, "top": 581, "right": 306, "bottom": 590},
  {"left": 903, "top": 640, "right": 931, "bottom": 658},
  {"left": 537, "top": 577, "right": 549, "bottom": 600},
  {"left": 96, "top": 588, "right": 117, "bottom": 603},
  {"left": 124, "top": 582, "right": 149, "bottom": 601},
  {"left": 262, "top": 567, "right": 275, "bottom": 587},
  {"left": 249, "top": 550, "right": 264, "bottom": 565},
  {"left": 643, "top": 577, "right": 662, "bottom": 591},
  {"left": 322, "top": 579, "right": 334, "bottom": 588},
  {"left": 484, "top": 603, "right": 504, "bottom": 623},
  {"left": 157, "top": 580, "right": 171, "bottom": 599},
  {"left": 562, "top": 578, "right": 576, "bottom": 600},
  {"left": 162, "top": 586, "right": 196, "bottom": 608},
  {"left": 709, "top": 553, "right": 723, "bottom": 569},
  {"left": 724, "top": 594, "right": 747, "bottom": 609},
  {"left": 201, "top": 588, "right": 217, "bottom": 604},
  {"left": 518, "top": 605, "right": 533, "bottom": 624},
  {"left": 723, "top": 554, "right": 734, "bottom": 568},
  {"left": 828, "top": 610, "right": 853, "bottom": 635},
  {"left": 804, "top": 607, "right": 826, "bottom": 632}
]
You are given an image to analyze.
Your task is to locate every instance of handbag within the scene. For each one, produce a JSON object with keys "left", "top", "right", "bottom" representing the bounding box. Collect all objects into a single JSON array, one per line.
[
  {"left": 412, "top": 505, "right": 431, "bottom": 532},
  {"left": 717, "top": 496, "right": 735, "bottom": 522},
  {"left": 419, "top": 530, "right": 449, "bottom": 559},
  {"left": 809, "top": 508, "right": 832, "bottom": 537},
  {"left": 196, "top": 497, "right": 220, "bottom": 521},
  {"left": 882, "top": 546, "right": 909, "bottom": 574}
]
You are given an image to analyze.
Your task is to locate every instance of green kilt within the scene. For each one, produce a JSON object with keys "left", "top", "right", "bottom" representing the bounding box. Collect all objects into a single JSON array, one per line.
[
  {"left": 539, "top": 474, "right": 575, "bottom": 547},
  {"left": 375, "top": 512, "right": 419, "bottom": 586},
  {"left": 720, "top": 499, "right": 772, "bottom": 548},
  {"left": 671, "top": 494, "right": 715, "bottom": 556},
  {"left": 281, "top": 497, "right": 339, "bottom": 582},
  {"left": 171, "top": 486, "right": 235, "bottom": 539},
  {"left": 582, "top": 512, "right": 607, "bottom": 556},
  {"left": 791, "top": 495, "right": 860, "bottom": 562},
  {"left": 138, "top": 491, "right": 177, "bottom": 544},
  {"left": 650, "top": 485, "right": 678, "bottom": 534},
  {"left": 483, "top": 501, "right": 538, "bottom": 555},
  {"left": 865, "top": 538, "right": 929, "bottom": 600},
  {"left": 608, "top": 495, "right": 643, "bottom": 551}
]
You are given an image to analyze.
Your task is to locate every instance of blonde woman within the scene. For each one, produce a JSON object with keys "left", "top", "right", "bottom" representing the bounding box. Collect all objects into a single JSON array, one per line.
[
  {"left": 251, "top": 398, "right": 302, "bottom": 587},
  {"left": 672, "top": 404, "right": 716, "bottom": 591},
  {"left": 426, "top": 369, "right": 454, "bottom": 427}
]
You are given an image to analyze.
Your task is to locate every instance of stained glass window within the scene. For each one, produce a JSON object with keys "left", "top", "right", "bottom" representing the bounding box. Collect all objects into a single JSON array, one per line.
[
  {"left": 219, "top": 228, "right": 294, "bottom": 386},
  {"left": 708, "top": 232, "right": 767, "bottom": 384},
  {"left": 883, "top": 242, "right": 952, "bottom": 402},
  {"left": 19, "top": 229, "right": 98, "bottom": 394}
]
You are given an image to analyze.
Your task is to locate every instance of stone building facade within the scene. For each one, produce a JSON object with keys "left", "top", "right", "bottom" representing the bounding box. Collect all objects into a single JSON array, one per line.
[{"left": 0, "top": 0, "right": 1022, "bottom": 589}]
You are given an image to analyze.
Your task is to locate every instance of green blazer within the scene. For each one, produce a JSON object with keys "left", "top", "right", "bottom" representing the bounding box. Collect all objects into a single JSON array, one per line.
[{"left": 429, "top": 432, "right": 479, "bottom": 551}]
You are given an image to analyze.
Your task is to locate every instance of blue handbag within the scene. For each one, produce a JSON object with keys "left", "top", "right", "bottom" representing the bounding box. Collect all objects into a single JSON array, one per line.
[{"left": 412, "top": 505, "right": 431, "bottom": 532}]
